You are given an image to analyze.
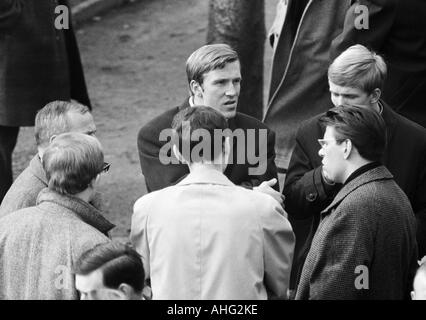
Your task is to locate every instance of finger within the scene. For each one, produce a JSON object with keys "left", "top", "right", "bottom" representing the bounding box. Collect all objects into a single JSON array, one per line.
[{"left": 266, "top": 178, "right": 277, "bottom": 186}]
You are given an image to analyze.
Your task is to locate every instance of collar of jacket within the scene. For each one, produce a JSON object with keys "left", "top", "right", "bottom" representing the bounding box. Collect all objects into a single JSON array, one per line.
[
  {"left": 180, "top": 97, "right": 239, "bottom": 131},
  {"left": 29, "top": 155, "right": 48, "bottom": 186},
  {"left": 321, "top": 165, "right": 394, "bottom": 217},
  {"left": 380, "top": 99, "right": 397, "bottom": 143},
  {"left": 177, "top": 167, "right": 235, "bottom": 187},
  {"left": 36, "top": 188, "right": 115, "bottom": 234}
]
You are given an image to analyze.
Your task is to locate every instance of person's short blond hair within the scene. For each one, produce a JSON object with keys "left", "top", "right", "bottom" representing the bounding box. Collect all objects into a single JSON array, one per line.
[
  {"left": 328, "top": 44, "right": 387, "bottom": 94},
  {"left": 186, "top": 44, "right": 239, "bottom": 92},
  {"left": 42, "top": 132, "right": 104, "bottom": 195}
]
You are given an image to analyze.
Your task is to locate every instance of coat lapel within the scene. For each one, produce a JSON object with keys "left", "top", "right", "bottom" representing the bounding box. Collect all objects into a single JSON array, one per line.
[{"left": 321, "top": 166, "right": 394, "bottom": 216}]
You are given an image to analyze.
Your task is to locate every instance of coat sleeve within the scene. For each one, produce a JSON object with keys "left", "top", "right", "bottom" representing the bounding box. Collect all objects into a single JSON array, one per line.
[
  {"left": 137, "top": 122, "right": 188, "bottom": 192},
  {"left": 130, "top": 198, "right": 151, "bottom": 281},
  {"left": 307, "top": 205, "right": 375, "bottom": 300},
  {"left": 261, "top": 200, "right": 295, "bottom": 299},
  {"left": 0, "top": 0, "right": 23, "bottom": 30},
  {"left": 283, "top": 127, "right": 337, "bottom": 221},
  {"left": 240, "top": 128, "right": 279, "bottom": 191},
  {"left": 330, "top": 0, "right": 397, "bottom": 60},
  {"left": 414, "top": 148, "right": 426, "bottom": 257}
]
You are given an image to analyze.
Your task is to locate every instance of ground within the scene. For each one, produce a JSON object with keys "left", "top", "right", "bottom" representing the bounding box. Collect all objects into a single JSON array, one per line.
[{"left": 12, "top": 0, "right": 276, "bottom": 241}]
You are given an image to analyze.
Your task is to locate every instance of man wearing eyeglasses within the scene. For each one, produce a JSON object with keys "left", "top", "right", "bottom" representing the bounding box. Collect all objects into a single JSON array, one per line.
[
  {"left": 0, "top": 100, "right": 98, "bottom": 217},
  {"left": 284, "top": 44, "right": 426, "bottom": 297},
  {"left": 295, "top": 106, "right": 417, "bottom": 299},
  {"left": 0, "top": 132, "right": 114, "bottom": 299}
]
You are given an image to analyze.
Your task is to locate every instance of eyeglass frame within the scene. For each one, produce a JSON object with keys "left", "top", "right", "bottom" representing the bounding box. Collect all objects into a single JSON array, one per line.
[
  {"left": 317, "top": 138, "right": 347, "bottom": 148},
  {"left": 101, "top": 162, "right": 111, "bottom": 174}
]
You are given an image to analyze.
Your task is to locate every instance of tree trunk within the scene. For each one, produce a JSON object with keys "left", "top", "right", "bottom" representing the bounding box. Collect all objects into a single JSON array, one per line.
[{"left": 207, "top": 0, "right": 265, "bottom": 120}]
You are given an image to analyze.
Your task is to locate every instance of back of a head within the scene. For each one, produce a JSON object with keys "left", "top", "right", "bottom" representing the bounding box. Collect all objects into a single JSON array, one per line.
[
  {"left": 171, "top": 106, "right": 229, "bottom": 163},
  {"left": 328, "top": 44, "right": 387, "bottom": 93},
  {"left": 186, "top": 44, "right": 239, "bottom": 87},
  {"left": 75, "top": 242, "right": 144, "bottom": 294},
  {"left": 35, "top": 100, "right": 90, "bottom": 149},
  {"left": 42, "top": 132, "right": 104, "bottom": 195},
  {"left": 320, "top": 105, "right": 387, "bottom": 162}
]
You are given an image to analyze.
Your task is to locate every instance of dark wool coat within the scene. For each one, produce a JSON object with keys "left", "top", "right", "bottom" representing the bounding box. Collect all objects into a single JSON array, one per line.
[
  {"left": 137, "top": 99, "right": 278, "bottom": 193},
  {"left": 0, "top": 0, "right": 91, "bottom": 126},
  {"left": 296, "top": 166, "right": 417, "bottom": 300},
  {"left": 263, "top": 0, "right": 351, "bottom": 170}
]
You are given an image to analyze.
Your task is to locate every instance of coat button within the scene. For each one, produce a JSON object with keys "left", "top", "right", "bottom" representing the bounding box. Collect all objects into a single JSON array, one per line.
[{"left": 306, "top": 193, "right": 317, "bottom": 202}]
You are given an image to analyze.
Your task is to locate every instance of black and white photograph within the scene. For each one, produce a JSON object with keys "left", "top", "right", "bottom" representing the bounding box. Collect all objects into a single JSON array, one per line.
[{"left": 0, "top": 0, "right": 425, "bottom": 311}]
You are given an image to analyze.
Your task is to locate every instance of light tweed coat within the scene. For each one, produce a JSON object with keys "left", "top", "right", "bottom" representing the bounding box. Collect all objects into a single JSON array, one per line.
[
  {"left": 296, "top": 166, "right": 418, "bottom": 300},
  {"left": 0, "top": 189, "right": 114, "bottom": 300}
]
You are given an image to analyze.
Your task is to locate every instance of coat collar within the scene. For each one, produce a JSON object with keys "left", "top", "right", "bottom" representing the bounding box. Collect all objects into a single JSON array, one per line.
[
  {"left": 29, "top": 155, "right": 48, "bottom": 185},
  {"left": 321, "top": 165, "right": 394, "bottom": 216},
  {"left": 36, "top": 188, "right": 115, "bottom": 234},
  {"left": 177, "top": 167, "right": 235, "bottom": 187},
  {"left": 380, "top": 100, "right": 397, "bottom": 143}
]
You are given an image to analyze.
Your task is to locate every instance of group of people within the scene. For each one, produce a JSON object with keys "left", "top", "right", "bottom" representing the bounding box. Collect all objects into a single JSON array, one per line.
[
  {"left": 0, "top": 40, "right": 425, "bottom": 300},
  {"left": 1, "top": 0, "right": 426, "bottom": 302}
]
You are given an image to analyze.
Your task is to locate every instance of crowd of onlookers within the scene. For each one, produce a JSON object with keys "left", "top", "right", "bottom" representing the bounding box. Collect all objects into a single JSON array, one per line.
[{"left": 1, "top": 0, "right": 426, "bottom": 300}]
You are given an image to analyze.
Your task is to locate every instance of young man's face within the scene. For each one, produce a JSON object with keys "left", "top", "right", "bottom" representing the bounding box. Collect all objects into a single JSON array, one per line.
[
  {"left": 329, "top": 80, "right": 373, "bottom": 108},
  {"left": 318, "top": 126, "right": 347, "bottom": 184},
  {"left": 196, "top": 60, "right": 241, "bottom": 119}
]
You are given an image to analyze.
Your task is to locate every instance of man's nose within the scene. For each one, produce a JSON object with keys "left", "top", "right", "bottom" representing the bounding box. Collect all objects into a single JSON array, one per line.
[
  {"left": 225, "top": 83, "right": 237, "bottom": 96},
  {"left": 318, "top": 147, "right": 325, "bottom": 158},
  {"left": 335, "top": 95, "right": 345, "bottom": 106}
]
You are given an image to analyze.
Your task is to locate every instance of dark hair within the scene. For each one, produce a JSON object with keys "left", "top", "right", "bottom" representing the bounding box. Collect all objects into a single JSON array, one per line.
[
  {"left": 171, "top": 106, "right": 229, "bottom": 163},
  {"left": 75, "top": 242, "right": 145, "bottom": 293},
  {"left": 319, "top": 105, "right": 387, "bottom": 162}
]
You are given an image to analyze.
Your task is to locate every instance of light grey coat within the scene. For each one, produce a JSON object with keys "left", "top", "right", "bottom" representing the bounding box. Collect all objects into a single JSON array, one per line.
[{"left": 0, "top": 188, "right": 114, "bottom": 300}]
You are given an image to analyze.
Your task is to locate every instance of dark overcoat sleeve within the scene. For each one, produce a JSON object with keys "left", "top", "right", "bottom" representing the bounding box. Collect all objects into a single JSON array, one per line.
[
  {"left": 0, "top": 0, "right": 23, "bottom": 30},
  {"left": 239, "top": 128, "right": 279, "bottom": 191},
  {"left": 283, "top": 118, "right": 338, "bottom": 220},
  {"left": 137, "top": 108, "right": 188, "bottom": 193},
  {"left": 330, "top": 0, "right": 397, "bottom": 60}
]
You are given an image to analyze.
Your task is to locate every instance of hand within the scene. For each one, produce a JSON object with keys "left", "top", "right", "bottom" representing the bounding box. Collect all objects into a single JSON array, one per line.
[{"left": 253, "top": 178, "right": 285, "bottom": 206}]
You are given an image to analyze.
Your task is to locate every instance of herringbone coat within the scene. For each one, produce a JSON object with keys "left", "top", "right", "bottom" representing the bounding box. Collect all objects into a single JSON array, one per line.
[{"left": 296, "top": 166, "right": 418, "bottom": 300}]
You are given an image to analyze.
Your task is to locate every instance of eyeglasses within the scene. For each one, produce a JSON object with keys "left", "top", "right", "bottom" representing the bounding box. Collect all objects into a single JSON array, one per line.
[
  {"left": 317, "top": 139, "right": 345, "bottom": 148},
  {"left": 101, "top": 162, "right": 111, "bottom": 174}
]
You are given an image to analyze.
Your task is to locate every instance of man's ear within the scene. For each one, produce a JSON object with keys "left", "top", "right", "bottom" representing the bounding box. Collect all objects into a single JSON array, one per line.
[
  {"left": 49, "top": 135, "right": 57, "bottom": 144},
  {"left": 343, "top": 139, "right": 353, "bottom": 160},
  {"left": 172, "top": 144, "right": 186, "bottom": 164},
  {"left": 117, "top": 283, "right": 134, "bottom": 300},
  {"left": 370, "top": 88, "right": 381, "bottom": 104},
  {"left": 189, "top": 80, "right": 203, "bottom": 98}
]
